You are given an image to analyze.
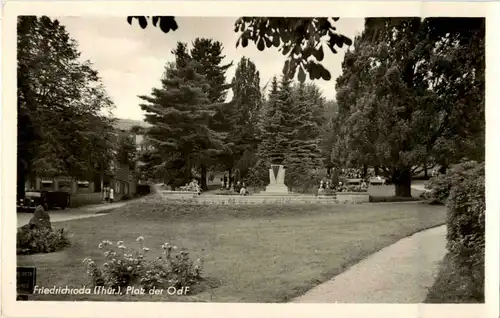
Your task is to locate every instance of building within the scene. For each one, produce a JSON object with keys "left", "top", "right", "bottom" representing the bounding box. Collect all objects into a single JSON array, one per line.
[{"left": 24, "top": 119, "right": 146, "bottom": 207}]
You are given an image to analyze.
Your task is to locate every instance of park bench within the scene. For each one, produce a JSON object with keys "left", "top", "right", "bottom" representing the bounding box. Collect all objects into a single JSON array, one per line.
[{"left": 369, "top": 177, "right": 386, "bottom": 186}]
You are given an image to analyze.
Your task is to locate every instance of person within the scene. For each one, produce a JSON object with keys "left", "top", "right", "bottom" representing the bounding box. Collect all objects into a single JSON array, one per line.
[
  {"left": 235, "top": 181, "right": 242, "bottom": 193},
  {"left": 104, "top": 186, "right": 109, "bottom": 203},
  {"left": 220, "top": 178, "right": 225, "bottom": 190},
  {"left": 240, "top": 182, "right": 248, "bottom": 196},
  {"left": 325, "top": 181, "right": 330, "bottom": 190},
  {"left": 109, "top": 187, "right": 114, "bottom": 203},
  {"left": 361, "top": 179, "right": 367, "bottom": 189},
  {"left": 223, "top": 174, "right": 228, "bottom": 189},
  {"left": 318, "top": 180, "right": 325, "bottom": 194}
]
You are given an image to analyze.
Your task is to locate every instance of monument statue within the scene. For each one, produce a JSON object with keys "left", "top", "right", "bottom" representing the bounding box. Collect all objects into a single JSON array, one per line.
[{"left": 263, "top": 164, "right": 288, "bottom": 194}]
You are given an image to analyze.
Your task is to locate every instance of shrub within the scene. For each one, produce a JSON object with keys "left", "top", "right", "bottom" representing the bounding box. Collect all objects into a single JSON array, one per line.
[
  {"left": 83, "top": 237, "right": 203, "bottom": 292},
  {"left": 445, "top": 161, "right": 485, "bottom": 298},
  {"left": 17, "top": 227, "right": 71, "bottom": 255},
  {"left": 426, "top": 161, "right": 480, "bottom": 204}
]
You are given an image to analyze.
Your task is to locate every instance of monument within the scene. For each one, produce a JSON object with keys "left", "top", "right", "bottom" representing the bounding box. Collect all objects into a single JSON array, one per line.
[{"left": 262, "top": 164, "right": 289, "bottom": 195}]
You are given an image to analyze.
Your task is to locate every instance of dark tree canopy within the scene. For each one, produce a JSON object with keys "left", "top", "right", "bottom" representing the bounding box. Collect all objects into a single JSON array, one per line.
[
  {"left": 127, "top": 16, "right": 352, "bottom": 83},
  {"left": 17, "top": 16, "right": 116, "bottom": 197},
  {"left": 333, "top": 17, "right": 484, "bottom": 197}
]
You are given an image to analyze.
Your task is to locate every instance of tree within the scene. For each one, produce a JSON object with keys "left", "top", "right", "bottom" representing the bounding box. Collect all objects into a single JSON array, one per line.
[
  {"left": 190, "top": 38, "right": 232, "bottom": 103},
  {"left": 284, "top": 82, "right": 325, "bottom": 192},
  {"left": 17, "top": 16, "right": 115, "bottom": 198},
  {"left": 189, "top": 38, "right": 233, "bottom": 189},
  {"left": 126, "top": 17, "right": 352, "bottom": 82},
  {"left": 230, "top": 57, "right": 263, "bottom": 178},
  {"left": 333, "top": 18, "right": 484, "bottom": 197},
  {"left": 138, "top": 42, "right": 224, "bottom": 189}
]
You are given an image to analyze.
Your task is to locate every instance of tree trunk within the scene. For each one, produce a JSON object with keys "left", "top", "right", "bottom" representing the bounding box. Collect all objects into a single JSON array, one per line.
[
  {"left": 200, "top": 164, "right": 208, "bottom": 191},
  {"left": 17, "top": 164, "right": 26, "bottom": 199},
  {"left": 228, "top": 168, "right": 233, "bottom": 187},
  {"left": 362, "top": 165, "right": 368, "bottom": 179},
  {"left": 393, "top": 168, "right": 412, "bottom": 197}
]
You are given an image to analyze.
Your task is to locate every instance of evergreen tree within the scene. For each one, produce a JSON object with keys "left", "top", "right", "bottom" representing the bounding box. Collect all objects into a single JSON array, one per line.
[
  {"left": 139, "top": 42, "right": 223, "bottom": 189},
  {"left": 190, "top": 38, "right": 232, "bottom": 103},
  {"left": 189, "top": 38, "right": 233, "bottom": 189},
  {"left": 230, "top": 57, "right": 263, "bottom": 178},
  {"left": 284, "top": 82, "right": 325, "bottom": 192}
]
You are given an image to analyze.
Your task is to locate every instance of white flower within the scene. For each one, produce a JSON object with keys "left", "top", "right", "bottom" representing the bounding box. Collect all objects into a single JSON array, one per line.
[
  {"left": 104, "top": 251, "right": 110, "bottom": 257},
  {"left": 118, "top": 245, "right": 126, "bottom": 249},
  {"left": 143, "top": 247, "right": 150, "bottom": 251},
  {"left": 98, "top": 243, "right": 103, "bottom": 249},
  {"left": 127, "top": 266, "right": 133, "bottom": 271},
  {"left": 136, "top": 236, "right": 144, "bottom": 242},
  {"left": 117, "top": 241, "right": 124, "bottom": 246}
]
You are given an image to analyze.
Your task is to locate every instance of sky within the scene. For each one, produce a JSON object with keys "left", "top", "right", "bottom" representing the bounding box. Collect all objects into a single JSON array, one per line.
[{"left": 55, "top": 16, "right": 365, "bottom": 121}]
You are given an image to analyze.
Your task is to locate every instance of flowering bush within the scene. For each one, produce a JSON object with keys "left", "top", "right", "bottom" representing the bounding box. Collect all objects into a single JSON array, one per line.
[
  {"left": 17, "top": 227, "right": 70, "bottom": 255},
  {"left": 337, "top": 185, "right": 367, "bottom": 193},
  {"left": 83, "top": 236, "right": 203, "bottom": 292}
]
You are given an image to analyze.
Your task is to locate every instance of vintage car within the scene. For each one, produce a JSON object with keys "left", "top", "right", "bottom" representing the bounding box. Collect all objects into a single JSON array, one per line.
[{"left": 17, "top": 190, "right": 71, "bottom": 212}]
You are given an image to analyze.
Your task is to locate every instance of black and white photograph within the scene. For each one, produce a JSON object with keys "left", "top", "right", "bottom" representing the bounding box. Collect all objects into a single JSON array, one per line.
[{"left": 2, "top": 1, "right": 499, "bottom": 318}]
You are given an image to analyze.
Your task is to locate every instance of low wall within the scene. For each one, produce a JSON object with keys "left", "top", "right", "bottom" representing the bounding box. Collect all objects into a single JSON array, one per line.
[
  {"left": 159, "top": 190, "right": 198, "bottom": 199},
  {"left": 159, "top": 192, "right": 370, "bottom": 205},
  {"left": 335, "top": 192, "right": 370, "bottom": 204},
  {"left": 70, "top": 193, "right": 103, "bottom": 208}
]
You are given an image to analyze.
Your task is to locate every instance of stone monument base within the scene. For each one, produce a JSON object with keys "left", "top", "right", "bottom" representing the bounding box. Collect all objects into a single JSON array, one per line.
[{"left": 262, "top": 184, "right": 291, "bottom": 195}]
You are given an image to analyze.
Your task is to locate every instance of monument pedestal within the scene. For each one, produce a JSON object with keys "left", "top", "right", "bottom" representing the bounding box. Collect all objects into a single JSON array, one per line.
[
  {"left": 262, "top": 164, "right": 290, "bottom": 195},
  {"left": 263, "top": 184, "right": 289, "bottom": 195}
]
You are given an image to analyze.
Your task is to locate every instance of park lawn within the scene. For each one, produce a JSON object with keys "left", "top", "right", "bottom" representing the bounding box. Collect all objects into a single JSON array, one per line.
[{"left": 18, "top": 198, "right": 445, "bottom": 302}]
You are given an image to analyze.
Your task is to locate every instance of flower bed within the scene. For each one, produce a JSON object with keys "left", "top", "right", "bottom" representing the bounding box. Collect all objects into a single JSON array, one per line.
[{"left": 83, "top": 236, "right": 204, "bottom": 293}]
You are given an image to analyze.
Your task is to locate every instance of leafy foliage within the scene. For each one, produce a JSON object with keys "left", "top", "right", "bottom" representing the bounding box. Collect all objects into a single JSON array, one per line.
[
  {"left": 17, "top": 16, "right": 116, "bottom": 197},
  {"left": 126, "top": 16, "right": 352, "bottom": 82},
  {"left": 445, "top": 161, "right": 485, "bottom": 301},
  {"left": 83, "top": 237, "right": 203, "bottom": 292},
  {"left": 17, "top": 227, "right": 71, "bottom": 255},
  {"left": 333, "top": 18, "right": 485, "bottom": 197}
]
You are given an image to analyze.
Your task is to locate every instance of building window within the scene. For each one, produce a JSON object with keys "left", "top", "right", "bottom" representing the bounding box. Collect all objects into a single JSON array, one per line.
[
  {"left": 116, "top": 181, "right": 121, "bottom": 194},
  {"left": 77, "top": 181, "right": 90, "bottom": 192},
  {"left": 41, "top": 180, "right": 54, "bottom": 190},
  {"left": 124, "top": 183, "right": 129, "bottom": 195}
]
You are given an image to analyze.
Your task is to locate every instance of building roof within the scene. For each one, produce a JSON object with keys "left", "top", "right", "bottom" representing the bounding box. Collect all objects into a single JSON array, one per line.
[{"left": 114, "top": 118, "right": 150, "bottom": 132}]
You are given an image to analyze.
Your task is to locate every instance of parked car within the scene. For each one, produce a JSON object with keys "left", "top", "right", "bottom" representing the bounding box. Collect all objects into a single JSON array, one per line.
[{"left": 17, "top": 190, "right": 71, "bottom": 212}]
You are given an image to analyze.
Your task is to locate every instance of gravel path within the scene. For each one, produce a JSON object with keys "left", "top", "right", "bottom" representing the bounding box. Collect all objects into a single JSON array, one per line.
[
  {"left": 291, "top": 225, "right": 447, "bottom": 303},
  {"left": 17, "top": 202, "right": 127, "bottom": 227}
]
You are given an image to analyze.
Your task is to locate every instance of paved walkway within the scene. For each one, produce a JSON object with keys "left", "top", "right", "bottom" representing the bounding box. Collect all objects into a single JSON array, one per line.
[
  {"left": 17, "top": 202, "right": 127, "bottom": 227},
  {"left": 291, "top": 225, "right": 447, "bottom": 303}
]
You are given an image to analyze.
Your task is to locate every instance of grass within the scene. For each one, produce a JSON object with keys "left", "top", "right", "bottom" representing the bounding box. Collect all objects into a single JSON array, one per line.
[
  {"left": 425, "top": 253, "right": 485, "bottom": 303},
  {"left": 18, "top": 196, "right": 446, "bottom": 302}
]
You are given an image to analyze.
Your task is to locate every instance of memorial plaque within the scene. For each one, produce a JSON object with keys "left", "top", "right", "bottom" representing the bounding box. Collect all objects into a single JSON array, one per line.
[{"left": 17, "top": 267, "right": 36, "bottom": 295}]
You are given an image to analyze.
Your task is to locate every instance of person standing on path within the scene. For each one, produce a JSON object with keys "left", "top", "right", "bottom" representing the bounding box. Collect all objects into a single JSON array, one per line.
[{"left": 109, "top": 187, "right": 114, "bottom": 203}]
